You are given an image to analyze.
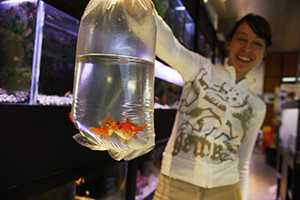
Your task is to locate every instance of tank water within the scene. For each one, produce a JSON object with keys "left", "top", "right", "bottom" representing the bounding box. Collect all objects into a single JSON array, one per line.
[{"left": 72, "top": 53, "right": 154, "bottom": 150}]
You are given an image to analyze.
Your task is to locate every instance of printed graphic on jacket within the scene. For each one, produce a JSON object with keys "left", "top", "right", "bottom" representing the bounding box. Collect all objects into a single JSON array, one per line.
[{"left": 172, "top": 68, "right": 255, "bottom": 163}]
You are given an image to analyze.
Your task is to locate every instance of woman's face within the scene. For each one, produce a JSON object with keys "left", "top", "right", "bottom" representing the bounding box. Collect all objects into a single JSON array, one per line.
[{"left": 227, "top": 22, "right": 266, "bottom": 81}]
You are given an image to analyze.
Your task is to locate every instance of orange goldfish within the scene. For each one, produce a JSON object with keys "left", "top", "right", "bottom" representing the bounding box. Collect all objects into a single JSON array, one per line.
[
  {"left": 115, "top": 119, "right": 148, "bottom": 140},
  {"left": 90, "top": 115, "right": 119, "bottom": 137},
  {"left": 68, "top": 112, "right": 74, "bottom": 123},
  {"left": 89, "top": 115, "right": 147, "bottom": 140}
]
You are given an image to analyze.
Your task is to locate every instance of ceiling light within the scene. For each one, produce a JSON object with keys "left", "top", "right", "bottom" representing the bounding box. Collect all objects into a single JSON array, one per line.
[
  {"left": 282, "top": 77, "right": 297, "bottom": 83},
  {"left": 175, "top": 6, "right": 186, "bottom": 11}
]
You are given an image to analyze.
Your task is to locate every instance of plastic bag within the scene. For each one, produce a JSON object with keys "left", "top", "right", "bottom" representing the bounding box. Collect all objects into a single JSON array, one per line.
[{"left": 71, "top": 0, "right": 156, "bottom": 160}]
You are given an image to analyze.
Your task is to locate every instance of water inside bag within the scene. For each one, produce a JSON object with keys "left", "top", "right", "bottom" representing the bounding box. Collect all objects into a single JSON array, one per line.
[{"left": 72, "top": 53, "right": 155, "bottom": 150}]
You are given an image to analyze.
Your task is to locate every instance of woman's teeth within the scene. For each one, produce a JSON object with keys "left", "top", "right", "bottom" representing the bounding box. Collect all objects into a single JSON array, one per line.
[{"left": 238, "top": 56, "right": 251, "bottom": 62}]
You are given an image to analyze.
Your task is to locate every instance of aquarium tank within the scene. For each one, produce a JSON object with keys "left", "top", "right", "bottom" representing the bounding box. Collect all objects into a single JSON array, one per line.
[
  {"left": 163, "top": 0, "right": 195, "bottom": 50},
  {"left": 0, "top": 0, "right": 78, "bottom": 105},
  {"left": 0, "top": 0, "right": 36, "bottom": 104}
]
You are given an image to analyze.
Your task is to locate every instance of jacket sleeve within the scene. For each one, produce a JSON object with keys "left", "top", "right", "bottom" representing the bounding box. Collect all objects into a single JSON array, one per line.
[
  {"left": 154, "top": 11, "right": 210, "bottom": 81},
  {"left": 238, "top": 102, "right": 266, "bottom": 200}
]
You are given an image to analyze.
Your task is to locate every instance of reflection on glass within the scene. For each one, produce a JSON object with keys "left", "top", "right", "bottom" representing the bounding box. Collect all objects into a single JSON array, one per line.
[
  {"left": 75, "top": 162, "right": 127, "bottom": 199},
  {"left": 164, "top": 0, "right": 195, "bottom": 50},
  {"left": 29, "top": 162, "right": 127, "bottom": 200},
  {"left": 135, "top": 145, "right": 165, "bottom": 200},
  {"left": 38, "top": 3, "right": 79, "bottom": 102}
]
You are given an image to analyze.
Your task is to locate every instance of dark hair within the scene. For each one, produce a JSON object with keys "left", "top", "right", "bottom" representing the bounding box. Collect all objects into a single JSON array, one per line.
[{"left": 227, "top": 14, "right": 272, "bottom": 47}]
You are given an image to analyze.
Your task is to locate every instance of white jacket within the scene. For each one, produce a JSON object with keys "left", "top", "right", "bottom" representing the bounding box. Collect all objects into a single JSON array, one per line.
[{"left": 155, "top": 13, "right": 266, "bottom": 200}]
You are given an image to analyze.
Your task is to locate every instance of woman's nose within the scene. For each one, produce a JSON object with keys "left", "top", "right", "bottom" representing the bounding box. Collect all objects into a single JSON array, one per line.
[{"left": 241, "top": 42, "right": 253, "bottom": 52}]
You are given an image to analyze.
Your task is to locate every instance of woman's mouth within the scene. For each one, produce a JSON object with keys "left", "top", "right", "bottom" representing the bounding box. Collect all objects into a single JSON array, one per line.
[{"left": 237, "top": 55, "right": 252, "bottom": 63}]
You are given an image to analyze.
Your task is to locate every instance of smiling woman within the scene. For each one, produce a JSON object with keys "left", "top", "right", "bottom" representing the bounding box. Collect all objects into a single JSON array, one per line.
[
  {"left": 226, "top": 14, "right": 271, "bottom": 82},
  {"left": 208, "top": 0, "right": 300, "bottom": 52},
  {"left": 151, "top": 8, "right": 272, "bottom": 200}
]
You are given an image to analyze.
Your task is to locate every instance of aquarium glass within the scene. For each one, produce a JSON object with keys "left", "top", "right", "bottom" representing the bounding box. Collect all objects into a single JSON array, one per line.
[
  {"left": 37, "top": 3, "right": 79, "bottom": 106},
  {"left": 0, "top": 0, "right": 37, "bottom": 103}
]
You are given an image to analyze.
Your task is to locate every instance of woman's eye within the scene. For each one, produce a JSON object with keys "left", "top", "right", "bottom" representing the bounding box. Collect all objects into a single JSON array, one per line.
[
  {"left": 237, "top": 38, "right": 247, "bottom": 43},
  {"left": 253, "top": 42, "right": 264, "bottom": 48}
]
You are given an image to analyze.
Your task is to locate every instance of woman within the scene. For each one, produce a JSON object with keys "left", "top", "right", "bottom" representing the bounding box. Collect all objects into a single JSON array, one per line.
[{"left": 153, "top": 10, "right": 272, "bottom": 200}]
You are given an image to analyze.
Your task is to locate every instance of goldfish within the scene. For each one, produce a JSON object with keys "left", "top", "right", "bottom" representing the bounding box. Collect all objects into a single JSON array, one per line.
[
  {"left": 90, "top": 115, "right": 119, "bottom": 137},
  {"left": 115, "top": 119, "right": 148, "bottom": 140},
  {"left": 89, "top": 115, "right": 147, "bottom": 140},
  {"left": 68, "top": 111, "right": 74, "bottom": 123}
]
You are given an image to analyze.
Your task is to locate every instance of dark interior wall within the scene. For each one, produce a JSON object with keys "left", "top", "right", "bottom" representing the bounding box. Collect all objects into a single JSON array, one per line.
[{"left": 263, "top": 52, "right": 299, "bottom": 126}]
